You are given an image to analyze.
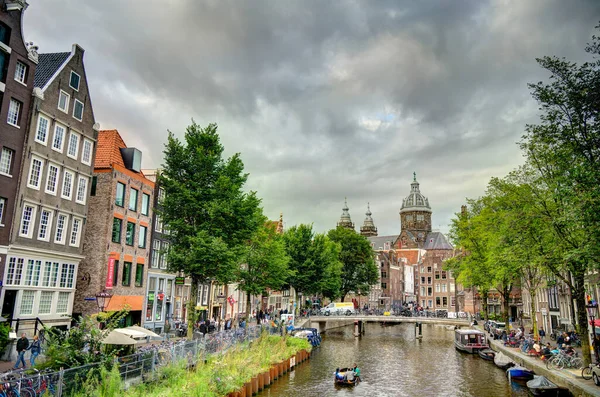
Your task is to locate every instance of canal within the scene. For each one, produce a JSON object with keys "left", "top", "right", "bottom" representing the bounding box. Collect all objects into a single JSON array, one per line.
[{"left": 261, "top": 322, "right": 529, "bottom": 397}]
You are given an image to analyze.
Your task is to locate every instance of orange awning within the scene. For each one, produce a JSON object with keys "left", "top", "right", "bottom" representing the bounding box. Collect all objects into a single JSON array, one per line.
[{"left": 105, "top": 295, "right": 144, "bottom": 312}]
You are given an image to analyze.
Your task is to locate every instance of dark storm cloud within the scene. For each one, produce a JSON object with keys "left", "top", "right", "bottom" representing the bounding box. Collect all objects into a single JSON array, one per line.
[{"left": 23, "top": 0, "right": 600, "bottom": 235}]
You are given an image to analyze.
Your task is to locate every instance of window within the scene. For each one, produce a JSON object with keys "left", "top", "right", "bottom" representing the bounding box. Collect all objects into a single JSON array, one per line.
[
  {"left": 420, "top": 286, "right": 425, "bottom": 296},
  {"left": 59, "top": 264, "right": 68, "bottom": 288},
  {"left": 435, "top": 273, "right": 440, "bottom": 280},
  {"left": 20, "top": 291, "right": 35, "bottom": 315},
  {"left": 442, "top": 297, "right": 448, "bottom": 307},
  {"left": 69, "top": 71, "right": 80, "bottom": 91},
  {"left": 128, "top": 188, "right": 138, "bottom": 211},
  {"left": 42, "top": 261, "right": 52, "bottom": 287},
  {"left": 81, "top": 139, "right": 93, "bottom": 165},
  {"left": 35, "top": 115, "right": 50, "bottom": 145},
  {"left": 138, "top": 225, "right": 147, "bottom": 248},
  {"left": 111, "top": 218, "right": 123, "bottom": 243},
  {"left": 442, "top": 271, "right": 447, "bottom": 279},
  {"left": 38, "top": 208, "right": 53, "bottom": 241},
  {"left": 45, "top": 164, "right": 59, "bottom": 195},
  {"left": 73, "top": 99, "right": 84, "bottom": 121},
  {"left": 33, "top": 260, "right": 41, "bottom": 286},
  {"left": 0, "top": 147, "right": 14, "bottom": 175},
  {"left": 52, "top": 124, "right": 65, "bottom": 152},
  {"left": 160, "top": 242, "right": 169, "bottom": 269},
  {"left": 67, "top": 132, "right": 79, "bottom": 159},
  {"left": 442, "top": 284, "right": 447, "bottom": 292},
  {"left": 90, "top": 176, "right": 97, "bottom": 196},
  {"left": 14, "top": 61, "right": 27, "bottom": 84},
  {"left": 135, "top": 263, "right": 144, "bottom": 287},
  {"left": 51, "top": 262, "right": 59, "bottom": 287},
  {"left": 436, "top": 297, "right": 441, "bottom": 306},
  {"left": 56, "top": 292, "right": 69, "bottom": 313},
  {"left": 428, "top": 299, "right": 433, "bottom": 308},
  {"left": 381, "top": 271, "right": 387, "bottom": 278},
  {"left": 115, "top": 182, "right": 125, "bottom": 206},
  {"left": 151, "top": 239, "right": 160, "bottom": 268},
  {"left": 0, "top": 197, "right": 5, "bottom": 225},
  {"left": 76, "top": 176, "right": 88, "bottom": 204},
  {"left": 126, "top": 222, "right": 135, "bottom": 245},
  {"left": 69, "top": 217, "right": 82, "bottom": 247},
  {"left": 427, "top": 277, "right": 431, "bottom": 284},
  {"left": 55, "top": 214, "right": 68, "bottom": 244},
  {"left": 451, "top": 296, "right": 456, "bottom": 307},
  {"left": 24, "top": 259, "right": 33, "bottom": 286},
  {"left": 450, "top": 283, "right": 455, "bottom": 292},
  {"left": 67, "top": 264, "right": 75, "bottom": 288},
  {"left": 141, "top": 193, "right": 150, "bottom": 215},
  {"left": 427, "top": 267, "right": 432, "bottom": 273},
  {"left": 381, "top": 282, "right": 387, "bottom": 289},
  {"left": 154, "top": 215, "right": 163, "bottom": 232},
  {"left": 420, "top": 276, "right": 425, "bottom": 284},
  {"left": 158, "top": 187, "right": 165, "bottom": 203},
  {"left": 58, "top": 90, "right": 70, "bottom": 113},
  {"left": 61, "top": 170, "right": 74, "bottom": 199},
  {"left": 20, "top": 204, "right": 36, "bottom": 238},
  {"left": 39, "top": 291, "right": 53, "bottom": 315},
  {"left": 427, "top": 287, "right": 432, "bottom": 296},
  {"left": 7, "top": 98, "right": 21, "bottom": 127},
  {"left": 435, "top": 284, "right": 440, "bottom": 293},
  {"left": 122, "top": 262, "right": 132, "bottom": 286},
  {"left": 27, "top": 156, "right": 43, "bottom": 189},
  {"left": 113, "top": 260, "right": 119, "bottom": 287}
]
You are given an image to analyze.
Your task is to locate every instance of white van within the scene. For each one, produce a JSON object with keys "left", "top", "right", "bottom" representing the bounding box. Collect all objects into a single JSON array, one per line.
[{"left": 321, "top": 302, "right": 355, "bottom": 316}]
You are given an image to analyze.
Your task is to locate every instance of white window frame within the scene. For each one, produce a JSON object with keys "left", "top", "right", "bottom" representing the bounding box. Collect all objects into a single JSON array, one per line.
[
  {"left": 69, "top": 217, "right": 82, "bottom": 247},
  {"left": 56, "top": 292, "right": 70, "bottom": 314},
  {"left": 0, "top": 147, "right": 14, "bottom": 176},
  {"left": 19, "top": 290, "right": 35, "bottom": 316},
  {"left": 73, "top": 99, "right": 84, "bottom": 121},
  {"left": 45, "top": 163, "right": 60, "bottom": 195},
  {"left": 75, "top": 176, "right": 88, "bottom": 205},
  {"left": 54, "top": 213, "right": 68, "bottom": 244},
  {"left": 58, "top": 90, "right": 70, "bottom": 113},
  {"left": 7, "top": 98, "right": 21, "bottom": 127},
  {"left": 52, "top": 123, "right": 66, "bottom": 153},
  {"left": 0, "top": 197, "right": 5, "bottom": 226},
  {"left": 19, "top": 204, "right": 37, "bottom": 238},
  {"left": 61, "top": 170, "right": 74, "bottom": 200},
  {"left": 67, "top": 132, "right": 80, "bottom": 159},
  {"left": 14, "top": 61, "right": 27, "bottom": 85},
  {"left": 38, "top": 291, "right": 53, "bottom": 315},
  {"left": 27, "top": 155, "right": 44, "bottom": 190},
  {"left": 69, "top": 70, "right": 80, "bottom": 91},
  {"left": 81, "top": 139, "right": 93, "bottom": 166},
  {"left": 37, "top": 208, "right": 54, "bottom": 241},
  {"left": 35, "top": 115, "right": 50, "bottom": 145}
]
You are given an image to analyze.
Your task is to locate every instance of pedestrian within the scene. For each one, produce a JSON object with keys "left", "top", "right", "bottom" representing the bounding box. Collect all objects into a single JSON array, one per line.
[
  {"left": 14, "top": 333, "right": 29, "bottom": 369},
  {"left": 28, "top": 335, "right": 41, "bottom": 367},
  {"left": 539, "top": 328, "right": 545, "bottom": 343}
]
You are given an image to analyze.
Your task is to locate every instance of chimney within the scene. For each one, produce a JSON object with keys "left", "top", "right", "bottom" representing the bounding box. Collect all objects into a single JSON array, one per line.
[{"left": 461, "top": 205, "right": 467, "bottom": 216}]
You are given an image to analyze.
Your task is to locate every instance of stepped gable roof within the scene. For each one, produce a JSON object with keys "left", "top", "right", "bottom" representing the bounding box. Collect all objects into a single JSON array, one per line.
[
  {"left": 95, "top": 130, "right": 127, "bottom": 169},
  {"left": 367, "top": 235, "right": 398, "bottom": 250},
  {"left": 33, "top": 52, "right": 71, "bottom": 88},
  {"left": 423, "top": 232, "right": 453, "bottom": 250},
  {"left": 395, "top": 249, "right": 420, "bottom": 265}
]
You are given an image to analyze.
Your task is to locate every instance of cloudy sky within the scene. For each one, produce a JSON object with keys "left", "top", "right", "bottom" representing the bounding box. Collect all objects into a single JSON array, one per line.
[{"left": 24, "top": 0, "right": 599, "bottom": 236}]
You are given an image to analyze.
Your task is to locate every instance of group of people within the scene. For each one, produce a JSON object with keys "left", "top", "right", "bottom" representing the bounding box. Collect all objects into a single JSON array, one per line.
[
  {"left": 13, "top": 333, "right": 42, "bottom": 369},
  {"left": 334, "top": 364, "right": 361, "bottom": 383}
]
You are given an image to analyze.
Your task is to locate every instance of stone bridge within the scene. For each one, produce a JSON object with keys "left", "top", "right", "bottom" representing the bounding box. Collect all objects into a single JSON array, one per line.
[{"left": 306, "top": 315, "right": 471, "bottom": 334}]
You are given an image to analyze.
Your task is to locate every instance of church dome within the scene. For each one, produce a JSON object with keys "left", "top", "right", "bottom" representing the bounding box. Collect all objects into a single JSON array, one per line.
[{"left": 400, "top": 173, "right": 431, "bottom": 214}]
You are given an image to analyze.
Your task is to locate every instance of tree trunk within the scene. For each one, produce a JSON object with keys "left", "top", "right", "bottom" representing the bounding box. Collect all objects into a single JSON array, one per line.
[
  {"left": 482, "top": 289, "right": 489, "bottom": 321},
  {"left": 573, "top": 273, "right": 592, "bottom": 366},
  {"left": 246, "top": 291, "right": 252, "bottom": 322},
  {"left": 187, "top": 276, "right": 199, "bottom": 339},
  {"left": 530, "top": 289, "right": 539, "bottom": 341},
  {"left": 503, "top": 286, "right": 510, "bottom": 324}
]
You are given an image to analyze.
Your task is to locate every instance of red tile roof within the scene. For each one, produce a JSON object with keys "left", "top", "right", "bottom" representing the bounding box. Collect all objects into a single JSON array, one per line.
[
  {"left": 396, "top": 249, "right": 420, "bottom": 265},
  {"left": 95, "top": 129, "right": 127, "bottom": 169}
]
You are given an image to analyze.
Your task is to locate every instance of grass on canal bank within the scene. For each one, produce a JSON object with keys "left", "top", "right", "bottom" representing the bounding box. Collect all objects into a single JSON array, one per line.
[{"left": 73, "top": 334, "right": 312, "bottom": 397}]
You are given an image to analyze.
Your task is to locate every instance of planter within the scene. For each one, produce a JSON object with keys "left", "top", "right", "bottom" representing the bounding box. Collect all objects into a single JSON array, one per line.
[
  {"left": 251, "top": 376, "right": 258, "bottom": 395},
  {"left": 227, "top": 392, "right": 239, "bottom": 397},
  {"left": 245, "top": 381, "right": 252, "bottom": 396},
  {"left": 239, "top": 387, "right": 246, "bottom": 397},
  {"left": 258, "top": 372, "right": 264, "bottom": 391},
  {"left": 270, "top": 365, "right": 276, "bottom": 381},
  {"left": 263, "top": 371, "right": 270, "bottom": 387},
  {"left": 280, "top": 361, "right": 285, "bottom": 375}
]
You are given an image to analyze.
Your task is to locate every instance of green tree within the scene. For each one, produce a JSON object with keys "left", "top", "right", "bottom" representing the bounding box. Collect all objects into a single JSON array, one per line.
[
  {"left": 158, "top": 122, "right": 262, "bottom": 338},
  {"left": 312, "top": 234, "right": 343, "bottom": 301},
  {"left": 238, "top": 218, "right": 292, "bottom": 317},
  {"left": 327, "top": 227, "right": 378, "bottom": 302}
]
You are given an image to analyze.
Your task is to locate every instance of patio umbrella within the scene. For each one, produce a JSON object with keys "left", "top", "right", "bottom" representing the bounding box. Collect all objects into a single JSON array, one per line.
[
  {"left": 113, "top": 328, "right": 148, "bottom": 338},
  {"left": 124, "top": 325, "right": 162, "bottom": 339},
  {"left": 101, "top": 330, "right": 137, "bottom": 345}
]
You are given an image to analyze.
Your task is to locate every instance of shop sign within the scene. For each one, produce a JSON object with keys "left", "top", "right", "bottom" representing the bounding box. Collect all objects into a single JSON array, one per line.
[
  {"left": 175, "top": 277, "right": 185, "bottom": 285},
  {"left": 106, "top": 258, "right": 115, "bottom": 289},
  {"left": 148, "top": 293, "right": 155, "bottom": 301}
]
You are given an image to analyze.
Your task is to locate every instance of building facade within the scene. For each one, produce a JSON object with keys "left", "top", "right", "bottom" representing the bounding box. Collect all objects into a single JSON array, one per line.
[
  {"left": 0, "top": 0, "right": 37, "bottom": 293},
  {"left": 1, "top": 43, "right": 98, "bottom": 331},
  {"left": 74, "top": 130, "right": 153, "bottom": 326}
]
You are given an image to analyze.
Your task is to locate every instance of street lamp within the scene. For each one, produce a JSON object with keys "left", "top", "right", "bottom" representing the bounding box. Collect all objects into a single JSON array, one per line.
[
  {"left": 586, "top": 296, "right": 598, "bottom": 362},
  {"left": 95, "top": 290, "right": 113, "bottom": 312}
]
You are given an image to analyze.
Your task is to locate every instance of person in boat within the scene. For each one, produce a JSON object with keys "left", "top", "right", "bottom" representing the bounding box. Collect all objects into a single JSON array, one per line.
[
  {"left": 353, "top": 363, "right": 361, "bottom": 380},
  {"left": 334, "top": 368, "right": 344, "bottom": 381}
]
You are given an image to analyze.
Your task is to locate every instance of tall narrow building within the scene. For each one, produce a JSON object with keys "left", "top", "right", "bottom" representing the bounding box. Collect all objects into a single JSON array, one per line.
[
  {"left": 337, "top": 198, "right": 355, "bottom": 230},
  {"left": 360, "top": 203, "right": 378, "bottom": 237},
  {"left": 398, "top": 172, "right": 432, "bottom": 248}
]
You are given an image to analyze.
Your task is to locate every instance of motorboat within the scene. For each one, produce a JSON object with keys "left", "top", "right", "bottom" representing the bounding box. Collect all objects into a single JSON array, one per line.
[
  {"left": 494, "top": 351, "right": 515, "bottom": 370},
  {"left": 507, "top": 366, "right": 535, "bottom": 380},
  {"left": 478, "top": 348, "right": 496, "bottom": 361},
  {"left": 334, "top": 368, "right": 360, "bottom": 386},
  {"left": 454, "top": 329, "right": 488, "bottom": 353},
  {"left": 526, "top": 375, "right": 566, "bottom": 396}
]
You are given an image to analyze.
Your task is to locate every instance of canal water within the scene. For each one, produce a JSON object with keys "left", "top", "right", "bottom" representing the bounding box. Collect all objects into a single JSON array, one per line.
[{"left": 261, "top": 322, "right": 530, "bottom": 397}]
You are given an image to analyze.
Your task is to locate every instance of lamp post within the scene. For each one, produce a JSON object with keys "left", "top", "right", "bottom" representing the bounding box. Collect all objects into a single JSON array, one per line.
[
  {"left": 95, "top": 290, "right": 113, "bottom": 313},
  {"left": 586, "top": 297, "right": 598, "bottom": 362}
]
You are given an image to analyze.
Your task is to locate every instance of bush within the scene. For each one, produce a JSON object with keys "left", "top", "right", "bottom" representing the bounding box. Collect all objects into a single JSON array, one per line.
[{"left": 0, "top": 323, "right": 10, "bottom": 356}]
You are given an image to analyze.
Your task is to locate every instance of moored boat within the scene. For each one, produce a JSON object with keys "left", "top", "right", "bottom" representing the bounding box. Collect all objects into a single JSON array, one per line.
[
  {"left": 334, "top": 368, "right": 360, "bottom": 386},
  {"left": 507, "top": 366, "right": 535, "bottom": 380},
  {"left": 454, "top": 329, "right": 488, "bottom": 353},
  {"left": 526, "top": 375, "right": 564, "bottom": 396},
  {"left": 494, "top": 351, "right": 515, "bottom": 370},
  {"left": 478, "top": 348, "right": 496, "bottom": 361}
]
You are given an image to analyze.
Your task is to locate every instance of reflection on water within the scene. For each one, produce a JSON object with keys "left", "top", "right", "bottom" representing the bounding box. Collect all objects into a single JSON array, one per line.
[{"left": 260, "top": 323, "right": 528, "bottom": 397}]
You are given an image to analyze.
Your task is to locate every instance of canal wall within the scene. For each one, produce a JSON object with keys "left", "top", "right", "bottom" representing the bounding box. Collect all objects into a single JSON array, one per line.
[
  {"left": 308, "top": 319, "right": 355, "bottom": 334},
  {"left": 488, "top": 336, "right": 599, "bottom": 397}
]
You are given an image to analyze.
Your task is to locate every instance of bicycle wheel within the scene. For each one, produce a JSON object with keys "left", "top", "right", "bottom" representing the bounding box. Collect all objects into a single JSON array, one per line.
[
  {"left": 18, "top": 388, "right": 33, "bottom": 397},
  {"left": 582, "top": 365, "right": 593, "bottom": 380},
  {"left": 569, "top": 358, "right": 583, "bottom": 369}
]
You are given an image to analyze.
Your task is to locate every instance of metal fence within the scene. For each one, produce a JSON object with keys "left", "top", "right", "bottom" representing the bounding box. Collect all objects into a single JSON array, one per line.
[{"left": 1, "top": 325, "right": 271, "bottom": 397}]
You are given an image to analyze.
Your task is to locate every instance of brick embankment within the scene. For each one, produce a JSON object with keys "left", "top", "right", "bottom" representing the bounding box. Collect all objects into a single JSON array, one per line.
[{"left": 488, "top": 335, "right": 600, "bottom": 397}]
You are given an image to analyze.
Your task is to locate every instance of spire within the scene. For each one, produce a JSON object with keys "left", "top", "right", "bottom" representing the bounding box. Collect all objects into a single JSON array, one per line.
[
  {"left": 276, "top": 212, "right": 284, "bottom": 234},
  {"left": 337, "top": 197, "right": 355, "bottom": 230},
  {"left": 413, "top": 171, "right": 416, "bottom": 182},
  {"left": 360, "top": 202, "right": 378, "bottom": 237}
]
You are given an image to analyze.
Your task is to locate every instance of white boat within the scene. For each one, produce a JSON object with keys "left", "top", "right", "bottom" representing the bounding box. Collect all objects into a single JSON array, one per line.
[{"left": 454, "top": 329, "right": 488, "bottom": 353}]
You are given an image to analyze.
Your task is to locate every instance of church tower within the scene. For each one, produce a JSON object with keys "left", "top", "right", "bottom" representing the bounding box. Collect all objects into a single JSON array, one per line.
[
  {"left": 399, "top": 173, "right": 432, "bottom": 245},
  {"left": 360, "top": 203, "right": 378, "bottom": 237},
  {"left": 337, "top": 198, "right": 355, "bottom": 230}
]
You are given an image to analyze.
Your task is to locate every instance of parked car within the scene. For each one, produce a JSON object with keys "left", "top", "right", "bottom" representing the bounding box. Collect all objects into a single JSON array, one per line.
[
  {"left": 321, "top": 302, "right": 355, "bottom": 316},
  {"left": 592, "top": 364, "right": 600, "bottom": 386},
  {"left": 485, "top": 320, "right": 497, "bottom": 334},
  {"left": 491, "top": 322, "right": 507, "bottom": 340}
]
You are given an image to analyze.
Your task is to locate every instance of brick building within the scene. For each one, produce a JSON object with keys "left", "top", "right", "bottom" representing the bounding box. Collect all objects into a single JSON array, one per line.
[
  {"left": 0, "top": 0, "right": 37, "bottom": 289},
  {"left": 74, "top": 130, "right": 153, "bottom": 326},
  {"left": 1, "top": 43, "right": 98, "bottom": 330}
]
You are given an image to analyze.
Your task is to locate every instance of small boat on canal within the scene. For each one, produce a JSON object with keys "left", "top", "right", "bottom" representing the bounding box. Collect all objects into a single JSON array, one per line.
[
  {"left": 526, "top": 375, "right": 568, "bottom": 396},
  {"left": 334, "top": 368, "right": 360, "bottom": 386},
  {"left": 493, "top": 351, "right": 515, "bottom": 370},
  {"left": 478, "top": 348, "right": 496, "bottom": 361},
  {"left": 454, "top": 329, "right": 488, "bottom": 353},
  {"left": 507, "top": 366, "right": 535, "bottom": 380}
]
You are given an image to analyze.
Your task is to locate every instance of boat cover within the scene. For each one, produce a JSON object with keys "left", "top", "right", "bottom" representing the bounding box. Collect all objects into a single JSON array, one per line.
[
  {"left": 494, "top": 352, "right": 513, "bottom": 366},
  {"left": 527, "top": 375, "right": 557, "bottom": 390}
]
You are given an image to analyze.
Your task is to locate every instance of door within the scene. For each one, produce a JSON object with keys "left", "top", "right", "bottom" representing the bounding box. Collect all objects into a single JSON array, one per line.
[{"left": 2, "top": 290, "right": 17, "bottom": 320}]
